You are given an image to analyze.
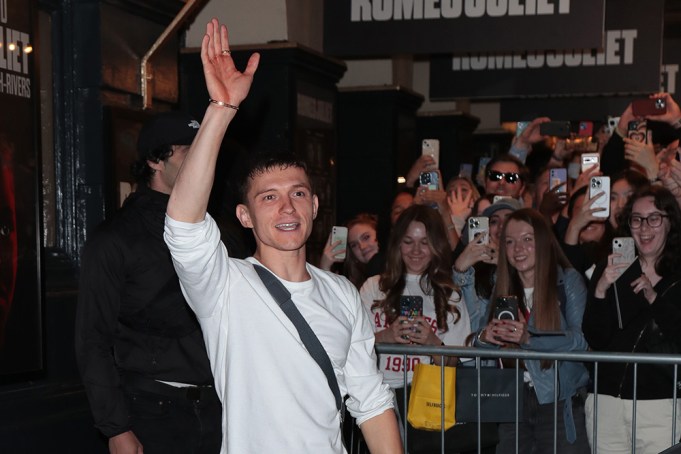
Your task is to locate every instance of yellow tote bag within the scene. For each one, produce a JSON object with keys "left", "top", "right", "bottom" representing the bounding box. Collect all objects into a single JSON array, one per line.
[{"left": 407, "top": 363, "right": 456, "bottom": 431}]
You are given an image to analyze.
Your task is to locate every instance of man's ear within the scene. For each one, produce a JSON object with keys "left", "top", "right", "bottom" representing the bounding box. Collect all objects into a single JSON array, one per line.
[
  {"left": 236, "top": 204, "right": 253, "bottom": 229},
  {"left": 147, "top": 159, "right": 164, "bottom": 172},
  {"left": 312, "top": 194, "right": 319, "bottom": 220}
]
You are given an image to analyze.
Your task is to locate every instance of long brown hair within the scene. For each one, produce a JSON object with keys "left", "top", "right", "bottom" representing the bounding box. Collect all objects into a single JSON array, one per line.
[
  {"left": 342, "top": 213, "right": 379, "bottom": 288},
  {"left": 492, "top": 209, "right": 572, "bottom": 367},
  {"left": 373, "top": 205, "right": 461, "bottom": 331}
]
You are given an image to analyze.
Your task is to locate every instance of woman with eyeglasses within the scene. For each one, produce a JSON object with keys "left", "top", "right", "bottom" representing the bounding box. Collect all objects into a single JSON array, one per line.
[{"left": 583, "top": 185, "right": 681, "bottom": 454}]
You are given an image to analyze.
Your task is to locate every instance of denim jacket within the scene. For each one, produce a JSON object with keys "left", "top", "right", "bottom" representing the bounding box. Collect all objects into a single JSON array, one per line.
[
  {"left": 474, "top": 267, "right": 590, "bottom": 443},
  {"left": 453, "top": 266, "right": 491, "bottom": 333}
]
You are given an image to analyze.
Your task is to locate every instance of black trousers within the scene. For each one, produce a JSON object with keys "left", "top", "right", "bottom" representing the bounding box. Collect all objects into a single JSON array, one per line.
[{"left": 122, "top": 375, "right": 222, "bottom": 454}]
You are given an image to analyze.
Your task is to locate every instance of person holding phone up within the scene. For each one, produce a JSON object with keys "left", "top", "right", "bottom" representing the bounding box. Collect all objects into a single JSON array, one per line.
[
  {"left": 360, "top": 205, "right": 487, "bottom": 453},
  {"left": 319, "top": 213, "right": 383, "bottom": 288},
  {"left": 476, "top": 208, "right": 590, "bottom": 454},
  {"left": 583, "top": 186, "right": 681, "bottom": 454}
]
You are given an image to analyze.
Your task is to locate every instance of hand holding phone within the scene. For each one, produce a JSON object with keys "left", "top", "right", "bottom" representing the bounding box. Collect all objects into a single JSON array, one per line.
[
  {"left": 631, "top": 98, "right": 667, "bottom": 117},
  {"left": 330, "top": 226, "right": 348, "bottom": 260},
  {"left": 612, "top": 237, "right": 636, "bottom": 266},
  {"left": 581, "top": 153, "right": 600, "bottom": 173},
  {"left": 419, "top": 171, "right": 439, "bottom": 191},
  {"left": 539, "top": 121, "right": 571, "bottom": 138},
  {"left": 494, "top": 296, "right": 519, "bottom": 321},
  {"left": 422, "top": 139, "right": 440, "bottom": 169},
  {"left": 627, "top": 120, "right": 647, "bottom": 143},
  {"left": 589, "top": 176, "right": 610, "bottom": 219},
  {"left": 549, "top": 168, "right": 567, "bottom": 193},
  {"left": 468, "top": 216, "right": 489, "bottom": 244}
]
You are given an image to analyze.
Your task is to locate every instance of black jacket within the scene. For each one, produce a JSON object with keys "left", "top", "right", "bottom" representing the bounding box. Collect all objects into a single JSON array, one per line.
[
  {"left": 583, "top": 259, "right": 681, "bottom": 399},
  {"left": 75, "top": 185, "right": 214, "bottom": 437}
]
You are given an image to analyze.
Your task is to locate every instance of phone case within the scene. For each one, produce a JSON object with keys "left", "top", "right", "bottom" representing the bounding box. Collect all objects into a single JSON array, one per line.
[
  {"left": 516, "top": 121, "right": 530, "bottom": 137},
  {"left": 589, "top": 176, "right": 610, "bottom": 219},
  {"left": 419, "top": 171, "right": 439, "bottom": 191},
  {"left": 331, "top": 226, "right": 348, "bottom": 260},
  {"left": 494, "top": 296, "right": 519, "bottom": 321},
  {"left": 539, "top": 121, "right": 571, "bottom": 138},
  {"left": 399, "top": 295, "right": 423, "bottom": 319},
  {"left": 422, "top": 139, "right": 440, "bottom": 169},
  {"left": 578, "top": 121, "right": 594, "bottom": 137},
  {"left": 612, "top": 237, "right": 636, "bottom": 266},
  {"left": 549, "top": 168, "right": 567, "bottom": 193},
  {"left": 631, "top": 98, "right": 667, "bottom": 117},
  {"left": 581, "top": 153, "right": 600, "bottom": 173},
  {"left": 467, "top": 216, "right": 489, "bottom": 244},
  {"left": 628, "top": 120, "right": 647, "bottom": 143}
]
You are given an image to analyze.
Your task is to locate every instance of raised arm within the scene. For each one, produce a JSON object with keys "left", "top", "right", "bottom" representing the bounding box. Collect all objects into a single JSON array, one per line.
[{"left": 167, "top": 19, "right": 259, "bottom": 222}]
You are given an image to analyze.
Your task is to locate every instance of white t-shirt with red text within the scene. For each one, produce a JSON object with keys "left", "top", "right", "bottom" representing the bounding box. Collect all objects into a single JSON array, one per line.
[{"left": 360, "top": 273, "right": 471, "bottom": 389}]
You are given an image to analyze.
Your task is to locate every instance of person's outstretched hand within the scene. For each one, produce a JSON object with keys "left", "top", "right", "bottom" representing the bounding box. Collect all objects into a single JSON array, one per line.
[{"left": 201, "top": 18, "right": 260, "bottom": 109}]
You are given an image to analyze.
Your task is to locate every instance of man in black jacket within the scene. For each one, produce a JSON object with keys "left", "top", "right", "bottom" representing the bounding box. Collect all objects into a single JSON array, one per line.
[{"left": 75, "top": 112, "right": 221, "bottom": 453}]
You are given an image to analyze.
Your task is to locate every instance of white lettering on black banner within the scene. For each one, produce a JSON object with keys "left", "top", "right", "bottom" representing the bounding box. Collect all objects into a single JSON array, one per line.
[
  {"left": 352, "top": 0, "right": 571, "bottom": 21},
  {"left": 451, "top": 29, "right": 636, "bottom": 71},
  {"left": 0, "top": 2, "right": 32, "bottom": 99}
]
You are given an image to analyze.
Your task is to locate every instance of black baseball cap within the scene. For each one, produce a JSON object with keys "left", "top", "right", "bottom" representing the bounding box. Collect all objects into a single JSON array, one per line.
[{"left": 137, "top": 111, "right": 200, "bottom": 160}]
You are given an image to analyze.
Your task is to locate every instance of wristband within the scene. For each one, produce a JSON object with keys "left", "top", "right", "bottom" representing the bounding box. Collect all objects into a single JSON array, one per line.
[{"left": 208, "top": 98, "right": 239, "bottom": 111}]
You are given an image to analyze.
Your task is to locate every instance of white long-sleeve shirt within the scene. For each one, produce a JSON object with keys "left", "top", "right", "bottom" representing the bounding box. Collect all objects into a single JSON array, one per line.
[
  {"left": 360, "top": 273, "right": 471, "bottom": 389},
  {"left": 164, "top": 214, "right": 394, "bottom": 453}
]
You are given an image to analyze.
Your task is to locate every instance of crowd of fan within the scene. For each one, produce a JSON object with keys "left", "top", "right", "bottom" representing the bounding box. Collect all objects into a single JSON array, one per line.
[{"left": 319, "top": 93, "right": 681, "bottom": 454}]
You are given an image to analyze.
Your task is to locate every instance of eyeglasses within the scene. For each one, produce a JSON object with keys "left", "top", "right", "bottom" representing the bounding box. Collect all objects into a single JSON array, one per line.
[
  {"left": 487, "top": 170, "right": 521, "bottom": 184},
  {"left": 628, "top": 213, "right": 668, "bottom": 229}
]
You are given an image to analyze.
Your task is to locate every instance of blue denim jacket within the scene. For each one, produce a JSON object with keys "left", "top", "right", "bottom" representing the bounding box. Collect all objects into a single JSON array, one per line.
[
  {"left": 453, "top": 266, "right": 491, "bottom": 333},
  {"left": 473, "top": 267, "right": 590, "bottom": 443}
]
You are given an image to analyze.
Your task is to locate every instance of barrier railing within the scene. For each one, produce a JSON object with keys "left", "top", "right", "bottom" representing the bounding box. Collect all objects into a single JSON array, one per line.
[{"left": 352, "top": 344, "right": 681, "bottom": 454}]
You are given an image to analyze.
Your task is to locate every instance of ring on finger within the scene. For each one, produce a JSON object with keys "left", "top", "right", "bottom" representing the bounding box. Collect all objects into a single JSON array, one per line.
[{"left": 221, "top": 49, "right": 231, "bottom": 55}]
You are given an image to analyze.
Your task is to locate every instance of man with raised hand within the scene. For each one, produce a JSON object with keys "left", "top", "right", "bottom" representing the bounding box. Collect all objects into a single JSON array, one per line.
[{"left": 164, "top": 18, "right": 402, "bottom": 454}]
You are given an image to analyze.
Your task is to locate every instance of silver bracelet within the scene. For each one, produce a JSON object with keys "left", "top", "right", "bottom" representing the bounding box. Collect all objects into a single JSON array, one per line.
[{"left": 208, "top": 98, "right": 239, "bottom": 111}]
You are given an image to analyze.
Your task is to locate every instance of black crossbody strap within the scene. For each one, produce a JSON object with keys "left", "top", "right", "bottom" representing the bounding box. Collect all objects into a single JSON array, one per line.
[{"left": 253, "top": 264, "right": 342, "bottom": 411}]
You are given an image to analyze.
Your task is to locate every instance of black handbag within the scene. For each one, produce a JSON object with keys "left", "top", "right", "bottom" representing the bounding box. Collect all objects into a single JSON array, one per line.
[{"left": 455, "top": 367, "right": 524, "bottom": 423}]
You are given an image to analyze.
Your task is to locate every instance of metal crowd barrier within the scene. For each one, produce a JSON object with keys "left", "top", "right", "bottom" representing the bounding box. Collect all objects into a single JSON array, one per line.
[{"left": 345, "top": 344, "right": 681, "bottom": 454}]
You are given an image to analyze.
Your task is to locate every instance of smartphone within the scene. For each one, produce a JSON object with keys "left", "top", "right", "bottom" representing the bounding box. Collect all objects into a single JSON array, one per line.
[
  {"left": 516, "top": 121, "right": 530, "bottom": 137},
  {"left": 459, "top": 163, "right": 473, "bottom": 179},
  {"left": 589, "top": 176, "right": 610, "bottom": 219},
  {"left": 605, "top": 116, "right": 620, "bottom": 136},
  {"left": 549, "top": 168, "right": 567, "bottom": 193},
  {"left": 477, "top": 157, "right": 492, "bottom": 187},
  {"left": 494, "top": 296, "right": 519, "bottom": 321},
  {"left": 399, "top": 295, "right": 423, "bottom": 320},
  {"left": 467, "top": 216, "right": 489, "bottom": 244},
  {"left": 493, "top": 195, "right": 511, "bottom": 204},
  {"left": 422, "top": 139, "right": 440, "bottom": 169},
  {"left": 612, "top": 237, "right": 636, "bottom": 266},
  {"left": 330, "top": 226, "right": 348, "bottom": 260},
  {"left": 631, "top": 98, "right": 667, "bottom": 117},
  {"left": 419, "top": 171, "right": 439, "bottom": 191},
  {"left": 539, "top": 121, "right": 571, "bottom": 138},
  {"left": 578, "top": 121, "right": 594, "bottom": 137},
  {"left": 581, "top": 153, "right": 600, "bottom": 173},
  {"left": 628, "top": 120, "right": 647, "bottom": 143}
]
